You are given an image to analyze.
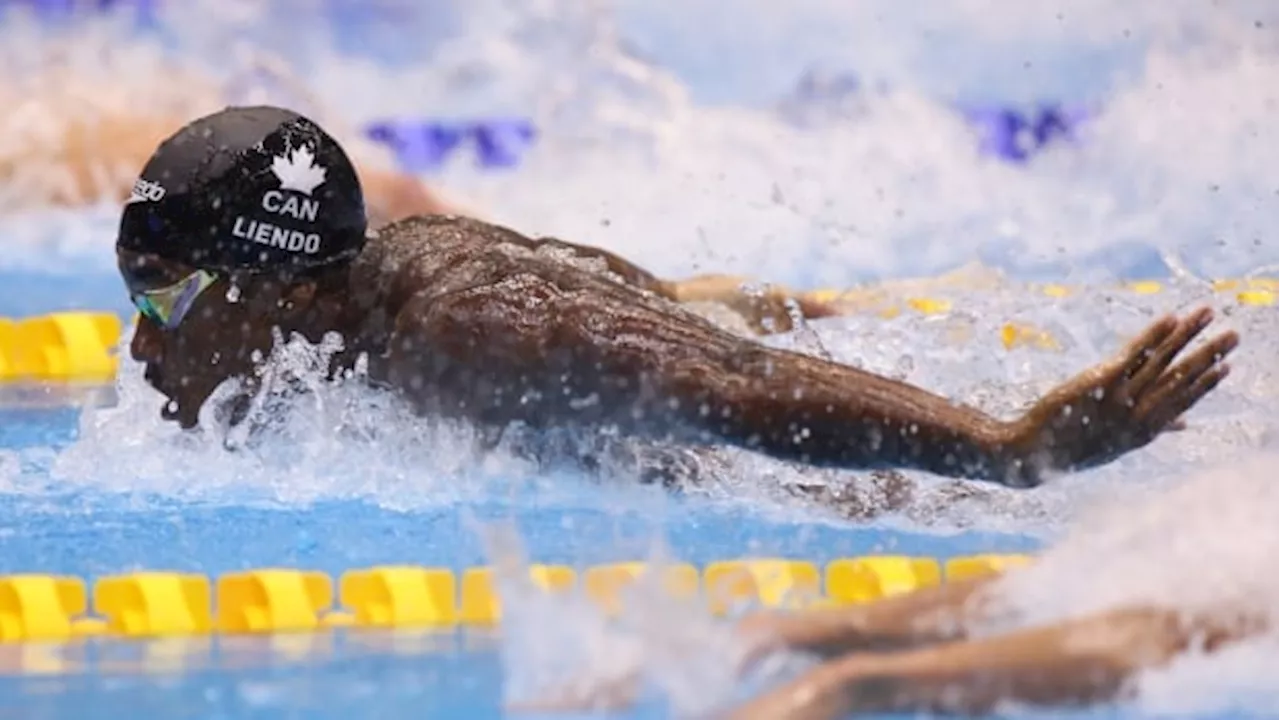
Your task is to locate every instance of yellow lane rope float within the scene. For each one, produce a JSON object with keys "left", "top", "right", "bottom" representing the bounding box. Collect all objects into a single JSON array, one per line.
[{"left": 0, "top": 554, "right": 1031, "bottom": 642}]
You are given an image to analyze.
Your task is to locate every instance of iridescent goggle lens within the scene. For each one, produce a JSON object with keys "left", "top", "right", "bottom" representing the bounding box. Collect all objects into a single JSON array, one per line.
[{"left": 130, "top": 269, "right": 218, "bottom": 330}]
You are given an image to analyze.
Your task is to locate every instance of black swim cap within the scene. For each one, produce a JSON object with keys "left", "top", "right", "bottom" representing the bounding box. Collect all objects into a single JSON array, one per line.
[{"left": 116, "top": 105, "right": 367, "bottom": 274}]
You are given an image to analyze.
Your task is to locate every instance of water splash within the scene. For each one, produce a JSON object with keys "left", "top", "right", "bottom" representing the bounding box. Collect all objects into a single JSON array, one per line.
[
  {"left": 1137, "top": 635, "right": 1280, "bottom": 717},
  {"left": 480, "top": 519, "right": 800, "bottom": 718},
  {"left": 989, "top": 452, "right": 1279, "bottom": 629},
  {"left": 45, "top": 327, "right": 539, "bottom": 508}
]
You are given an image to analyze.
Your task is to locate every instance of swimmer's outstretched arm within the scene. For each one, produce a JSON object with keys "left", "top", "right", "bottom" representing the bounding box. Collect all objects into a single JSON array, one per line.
[
  {"left": 653, "top": 306, "right": 1236, "bottom": 485},
  {"left": 725, "top": 605, "right": 1265, "bottom": 720}
]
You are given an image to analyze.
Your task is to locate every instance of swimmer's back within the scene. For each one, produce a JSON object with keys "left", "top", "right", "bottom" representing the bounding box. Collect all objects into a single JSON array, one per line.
[
  {"left": 350, "top": 214, "right": 749, "bottom": 430},
  {"left": 354, "top": 214, "right": 692, "bottom": 324}
]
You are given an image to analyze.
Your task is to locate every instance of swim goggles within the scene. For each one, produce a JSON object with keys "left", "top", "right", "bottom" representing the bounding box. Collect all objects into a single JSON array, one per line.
[{"left": 129, "top": 269, "right": 219, "bottom": 330}]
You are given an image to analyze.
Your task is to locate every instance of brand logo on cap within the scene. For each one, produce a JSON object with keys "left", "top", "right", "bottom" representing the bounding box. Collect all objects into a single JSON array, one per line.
[
  {"left": 125, "top": 178, "right": 166, "bottom": 205},
  {"left": 271, "top": 145, "right": 327, "bottom": 196}
]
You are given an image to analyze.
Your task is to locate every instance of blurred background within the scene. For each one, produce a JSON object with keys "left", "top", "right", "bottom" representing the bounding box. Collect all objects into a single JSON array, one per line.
[{"left": 0, "top": 0, "right": 1276, "bottom": 319}]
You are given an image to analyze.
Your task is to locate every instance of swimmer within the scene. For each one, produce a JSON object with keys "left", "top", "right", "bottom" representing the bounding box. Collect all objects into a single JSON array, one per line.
[{"left": 116, "top": 106, "right": 1238, "bottom": 488}]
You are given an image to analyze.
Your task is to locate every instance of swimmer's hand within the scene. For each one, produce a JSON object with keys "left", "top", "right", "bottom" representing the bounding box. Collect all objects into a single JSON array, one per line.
[{"left": 1004, "top": 306, "right": 1237, "bottom": 484}]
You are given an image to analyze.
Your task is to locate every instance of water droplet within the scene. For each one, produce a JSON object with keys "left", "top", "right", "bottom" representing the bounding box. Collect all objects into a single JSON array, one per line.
[
  {"left": 225, "top": 284, "right": 242, "bottom": 303},
  {"left": 784, "top": 297, "right": 804, "bottom": 326},
  {"left": 894, "top": 354, "right": 915, "bottom": 379}
]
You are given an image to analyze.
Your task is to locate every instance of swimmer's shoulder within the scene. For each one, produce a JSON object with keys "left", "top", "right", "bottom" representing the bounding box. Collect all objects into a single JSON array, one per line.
[
  {"left": 371, "top": 213, "right": 536, "bottom": 251},
  {"left": 358, "top": 214, "right": 669, "bottom": 312},
  {"left": 360, "top": 213, "right": 574, "bottom": 285},
  {"left": 352, "top": 214, "right": 541, "bottom": 310}
]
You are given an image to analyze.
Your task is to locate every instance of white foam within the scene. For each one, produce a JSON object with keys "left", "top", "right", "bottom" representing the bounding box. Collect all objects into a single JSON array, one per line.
[
  {"left": 484, "top": 522, "right": 779, "bottom": 717},
  {"left": 990, "top": 452, "right": 1279, "bottom": 629},
  {"left": 41, "top": 328, "right": 542, "bottom": 508}
]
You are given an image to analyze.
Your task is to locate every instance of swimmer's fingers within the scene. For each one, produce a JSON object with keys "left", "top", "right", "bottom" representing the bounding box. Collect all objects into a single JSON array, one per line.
[
  {"left": 1040, "top": 313, "right": 1176, "bottom": 414},
  {"left": 1124, "top": 308, "right": 1216, "bottom": 398},
  {"left": 1147, "top": 329, "right": 1239, "bottom": 401},
  {"left": 1135, "top": 332, "right": 1236, "bottom": 433},
  {"left": 1110, "top": 313, "right": 1181, "bottom": 396},
  {"left": 1145, "top": 364, "right": 1231, "bottom": 436}
]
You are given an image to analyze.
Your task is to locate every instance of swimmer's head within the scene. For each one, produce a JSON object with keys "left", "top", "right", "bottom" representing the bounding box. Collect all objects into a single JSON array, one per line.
[{"left": 116, "top": 105, "right": 367, "bottom": 429}]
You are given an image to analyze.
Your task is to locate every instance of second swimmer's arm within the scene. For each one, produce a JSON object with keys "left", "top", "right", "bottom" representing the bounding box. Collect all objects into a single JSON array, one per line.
[
  {"left": 734, "top": 574, "right": 1002, "bottom": 660},
  {"left": 726, "top": 606, "right": 1218, "bottom": 720}
]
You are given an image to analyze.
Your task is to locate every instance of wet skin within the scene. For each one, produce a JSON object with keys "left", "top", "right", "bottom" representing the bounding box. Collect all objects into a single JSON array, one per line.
[
  {"left": 724, "top": 583, "right": 1268, "bottom": 719},
  {"left": 121, "top": 214, "right": 1239, "bottom": 486}
]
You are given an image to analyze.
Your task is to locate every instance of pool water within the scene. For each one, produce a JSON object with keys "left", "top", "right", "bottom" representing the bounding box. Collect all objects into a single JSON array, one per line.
[{"left": 1, "top": 1, "right": 1277, "bottom": 718}]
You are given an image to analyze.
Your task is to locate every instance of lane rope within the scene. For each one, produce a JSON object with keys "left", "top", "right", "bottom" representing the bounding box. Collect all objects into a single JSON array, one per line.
[{"left": 0, "top": 553, "right": 1033, "bottom": 642}]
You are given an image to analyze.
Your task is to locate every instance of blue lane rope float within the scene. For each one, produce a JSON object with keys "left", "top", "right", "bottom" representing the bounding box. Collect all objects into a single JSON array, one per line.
[
  {"left": 778, "top": 68, "right": 1094, "bottom": 164},
  {"left": 469, "top": 118, "right": 539, "bottom": 169},
  {"left": 362, "top": 119, "right": 539, "bottom": 173},
  {"left": 363, "top": 121, "right": 468, "bottom": 174},
  {"left": 957, "top": 102, "right": 1096, "bottom": 164}
]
